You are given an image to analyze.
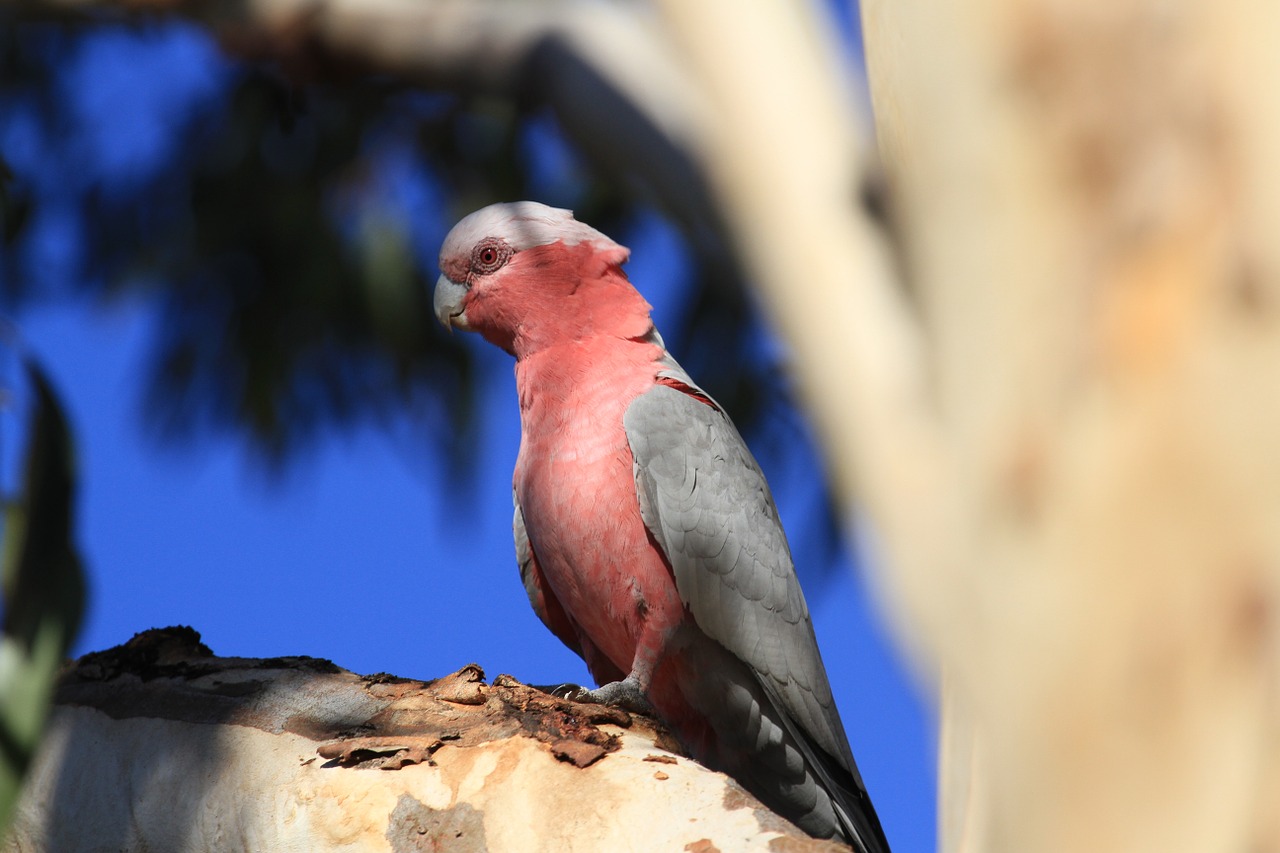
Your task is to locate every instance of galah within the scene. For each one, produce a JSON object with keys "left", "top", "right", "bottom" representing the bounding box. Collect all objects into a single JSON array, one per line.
[{"left": 434, "top": 201, "right": 891, "bottom": 852}]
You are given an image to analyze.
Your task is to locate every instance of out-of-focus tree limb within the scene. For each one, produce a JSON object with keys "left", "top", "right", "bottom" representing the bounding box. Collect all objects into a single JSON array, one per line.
[
  {"left": 861, "top": 0, "right": 1280, "bottom": 851},
  {"left": 655, "top": 0, "right": 947, "bottom": 667}
]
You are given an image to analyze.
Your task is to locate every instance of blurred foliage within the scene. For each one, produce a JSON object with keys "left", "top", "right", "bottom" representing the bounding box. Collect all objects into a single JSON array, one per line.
[
  {"left": 0, "top": 15, "right": 770, "bottom": 459},
  {"left": 0, "top": 358, "right": 85, "bottom": 836},
  {"left": 1, "top": 18, "right": 483, "bottom": 465},
  {"left": 0, "top": 13, "right": 845, "bottom": 574}
]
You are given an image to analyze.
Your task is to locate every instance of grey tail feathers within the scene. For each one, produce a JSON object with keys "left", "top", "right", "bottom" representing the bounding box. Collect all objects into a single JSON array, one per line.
[{"left": 757, "top": 676, "right": 892, "bottom": 853}]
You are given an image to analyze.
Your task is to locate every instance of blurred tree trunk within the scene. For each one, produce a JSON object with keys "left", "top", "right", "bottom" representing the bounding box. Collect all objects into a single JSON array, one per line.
[
  {"left": 858, "top": 3, "right": 1280, "bottom": 853},
  {"left": 660, "top": 1, "right": 1280, "bottom": 852},
  {"left": 855, "top": 2, "right": 1280, "bottom": 851},
  {"left": 3, "top": 628, "right": 839, "bottom": 852}
]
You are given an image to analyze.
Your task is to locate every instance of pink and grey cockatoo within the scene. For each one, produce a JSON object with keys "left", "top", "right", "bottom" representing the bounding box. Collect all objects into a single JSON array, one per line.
[{"left": 434, "top": 201, "right": 890, "bottom": 852}]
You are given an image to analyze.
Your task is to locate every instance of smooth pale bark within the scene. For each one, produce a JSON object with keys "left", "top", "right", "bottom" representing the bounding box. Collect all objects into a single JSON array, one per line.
[
  {"left": 858, "top": 1, "right": 1280, "bottom": 851},
  {"left": 3, "top": 628, "right": 842, "bottom": 852}
]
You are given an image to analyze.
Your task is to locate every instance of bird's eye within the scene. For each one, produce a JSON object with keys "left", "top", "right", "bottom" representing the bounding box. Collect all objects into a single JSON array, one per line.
[{"left": 473, "top": 242, "right": 508, "bottom": 274}]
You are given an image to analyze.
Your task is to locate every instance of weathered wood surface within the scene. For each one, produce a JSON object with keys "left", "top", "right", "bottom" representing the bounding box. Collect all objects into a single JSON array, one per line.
[{"left": 4, "top": 627, "right": 841, "bottom": 852}]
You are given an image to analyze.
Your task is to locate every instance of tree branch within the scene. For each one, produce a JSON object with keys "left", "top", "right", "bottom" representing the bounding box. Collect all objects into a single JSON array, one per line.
[{"left": 4, "top": 628, "right": 845, "bottom": 851}]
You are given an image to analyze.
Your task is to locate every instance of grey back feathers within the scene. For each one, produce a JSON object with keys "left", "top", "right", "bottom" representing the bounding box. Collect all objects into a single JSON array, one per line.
[{"left": 624, "top": 356, "right": 890, "bottom": 852}]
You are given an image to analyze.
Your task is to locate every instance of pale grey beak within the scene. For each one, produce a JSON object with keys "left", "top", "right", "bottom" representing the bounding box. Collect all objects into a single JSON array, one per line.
[{"left": 433, "top": 275, "right": 470, "bottom": 331}]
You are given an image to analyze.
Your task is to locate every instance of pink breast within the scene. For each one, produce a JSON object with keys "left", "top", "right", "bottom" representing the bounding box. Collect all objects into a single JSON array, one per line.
[{"left": 513, "top": 338, "right": 686, "bottom": 680}]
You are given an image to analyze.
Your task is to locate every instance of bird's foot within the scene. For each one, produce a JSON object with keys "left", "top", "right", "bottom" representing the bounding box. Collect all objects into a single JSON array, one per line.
[
  {"left": 534, "top": 676, "right": 654, "bottom": 715},
  {"left": 578, "top": 676, "right": 655, "bottom": 715}
]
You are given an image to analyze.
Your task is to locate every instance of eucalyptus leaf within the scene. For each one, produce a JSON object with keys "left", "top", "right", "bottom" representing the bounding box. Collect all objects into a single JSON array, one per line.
[{"left": 0, "top": 359, "right": 85, "bottom": 838}]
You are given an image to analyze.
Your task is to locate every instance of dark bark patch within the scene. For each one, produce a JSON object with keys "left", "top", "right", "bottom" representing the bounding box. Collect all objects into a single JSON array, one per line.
[
  {"left": 549, "top": 738, "right": 607, "bottom": 767},
  {"left": 72, "top": 625, "right": 213, "bottom": 681},
  {"left": 386, "top": 795, "right": 487, "bottom": 853}
]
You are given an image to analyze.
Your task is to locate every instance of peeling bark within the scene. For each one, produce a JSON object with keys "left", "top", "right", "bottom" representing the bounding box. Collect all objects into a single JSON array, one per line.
[{"left": 3, "top": 628, "right": 842, "bottom": 852}]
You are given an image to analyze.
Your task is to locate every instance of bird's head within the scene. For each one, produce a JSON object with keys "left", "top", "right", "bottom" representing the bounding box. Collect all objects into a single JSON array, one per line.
[{"left": 434, "top": 201, "right": 653, "bottom": 358}]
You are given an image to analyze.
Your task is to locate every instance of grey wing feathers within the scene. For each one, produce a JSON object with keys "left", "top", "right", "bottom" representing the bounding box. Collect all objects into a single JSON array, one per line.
[
  {"left": 624, "top": 379, "right": 858, "bottom": 778},
  {"left": 626, "top": 376, "right": 892, "bottom": 851},
  {"left": 513, "top": 492, "right": 542, "bottom": 619}
]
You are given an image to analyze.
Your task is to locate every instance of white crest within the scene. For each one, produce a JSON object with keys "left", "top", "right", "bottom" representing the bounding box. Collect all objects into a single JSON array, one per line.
[{"left": 440, "top": 201, "right": 624, "bottom": 259}]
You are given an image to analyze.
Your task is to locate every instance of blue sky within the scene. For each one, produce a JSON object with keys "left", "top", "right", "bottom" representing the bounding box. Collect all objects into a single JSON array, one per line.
[{"left": 3, "top": 16, "right": 935, "bottom": 850}]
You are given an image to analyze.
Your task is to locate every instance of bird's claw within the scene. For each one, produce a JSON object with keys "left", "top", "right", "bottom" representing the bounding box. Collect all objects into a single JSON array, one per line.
[
  {"left": 537, "top": 682, "right": 592, "bottom": 702},
  {"left": 578, "top": 677, "right": 654, "bottom": 715},
  {"left": 534, "top": 678, "right": 654, "bottom": 715}
]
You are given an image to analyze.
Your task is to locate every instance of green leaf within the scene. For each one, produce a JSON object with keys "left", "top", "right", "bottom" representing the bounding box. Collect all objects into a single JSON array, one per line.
[{"left": 0, "top": 358, "right": 86, "bottom": 838}]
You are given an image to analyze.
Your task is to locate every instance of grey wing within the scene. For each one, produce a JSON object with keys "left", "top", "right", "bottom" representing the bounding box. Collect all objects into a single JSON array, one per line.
[
  {"left": 513, "top": 495, "right": 541, "bottom": 619},
  {"left": 623, "top": 379, "right": 858, "bottom": 776}
]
